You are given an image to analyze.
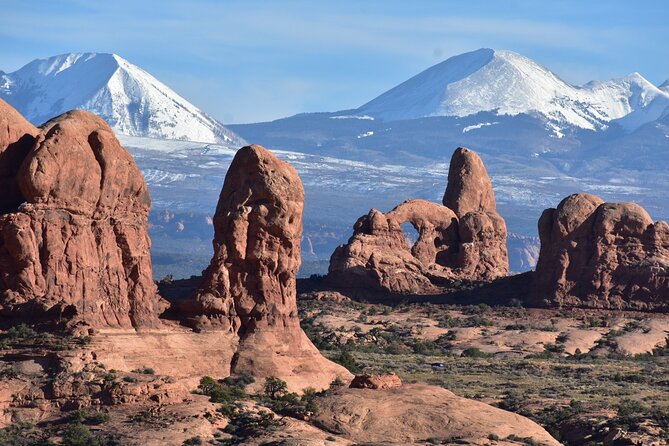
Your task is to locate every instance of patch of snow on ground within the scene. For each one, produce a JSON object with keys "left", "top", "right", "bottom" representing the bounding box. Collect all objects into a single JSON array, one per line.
[
  {"left": 462, "top": 122, "right": 499, "bottom": 133},
  {"left": 329, "top": 115, "right": 375, "bottom": 120}
]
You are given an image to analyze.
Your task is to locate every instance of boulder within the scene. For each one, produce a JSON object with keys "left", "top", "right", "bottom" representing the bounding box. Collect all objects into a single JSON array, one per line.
[
  {"left": 349, "top": 373, "right": 402, "bottom": 390},
  {"left": 328, "top": 147, "right": 508, "bottom": 294},
  {"left": 534, "top": 193, "right": 669, "bottom": 310},
  {"left": 192, "top": 144, "right": 351, "bottom": 391},
  {"left": 0, "top": 105, "right": 167, "bottom": 329}
]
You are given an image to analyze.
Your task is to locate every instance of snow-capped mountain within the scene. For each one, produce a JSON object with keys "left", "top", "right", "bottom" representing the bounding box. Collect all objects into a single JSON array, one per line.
[
  {"left": 0, "top": 53, "right": 244, "bottom": 145},
  {"left": 356, "top": 48, "right": 669, "bottom": 133}
]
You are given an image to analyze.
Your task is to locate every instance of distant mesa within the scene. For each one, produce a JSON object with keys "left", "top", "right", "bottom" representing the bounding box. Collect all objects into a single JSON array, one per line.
[
  {"left": 533, "top": 193, "right": 669, "bottom": 311},
  {"left": 328, "top": 147, "right": 508, "bottom": 294},
  {"left": 0, "top": 52, "right": 245, "bottom": 145}
]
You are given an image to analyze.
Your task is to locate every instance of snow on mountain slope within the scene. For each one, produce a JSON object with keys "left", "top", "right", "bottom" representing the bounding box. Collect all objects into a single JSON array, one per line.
[
  {"left": 356, "top": 48, "right": 669, "bottom": 132},
  {"left": 0, "top": 53, "right": 245, "bottom": 145}
]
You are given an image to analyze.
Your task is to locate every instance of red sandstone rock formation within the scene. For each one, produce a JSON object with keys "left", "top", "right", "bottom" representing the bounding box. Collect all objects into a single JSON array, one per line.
[
  {"left": 193, "top": 144, "right": 351, "bottom": 390},
  {"left": 328, "top": 147, "right": 508, "bottom": 294},
  {"left": 443, "top": 147, "right": 497, "bottom": 217},
  {"left": 0, "top": 102, "right": 167, "bottom": 329},
  {"left": 350, "top": 373, "right": 402, "bottom": 389},
  {"left": 534, "top": 193, "right": 669, "bottom": 310}
]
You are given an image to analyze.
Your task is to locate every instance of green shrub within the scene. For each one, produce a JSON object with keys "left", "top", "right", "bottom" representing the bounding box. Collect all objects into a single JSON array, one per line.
[
  {"left": 224, "top": 408, "right": 279, "bottom": 438},
  {"left": 67, "top": 409, "right": 110, "bottom": 425},
  {"left": 461, "top": 347, "right": 490, "bottom": 358},
  {"left": 264, "top": 376, "right": 288, "bottom": 399},
  {"left": 616, "top": 398, "right": 648, "bottom": 417},
  {"left": 197, "top": 375, "right": 249, "bottom": 405},
  {"left": 412, "top": 340, "right": 444, "bottom": 356},
  {"left": 0, "top": 422, "right": 42, "bottom": 446},
  {"left": 331, "top": 351, "right": 362, "bottom": 373},
  {"left": 462, "top": 316, "right": 495, "bottom": 327},
  {"left": 61, "top": 422, "right": 117, "bottom": 446}
]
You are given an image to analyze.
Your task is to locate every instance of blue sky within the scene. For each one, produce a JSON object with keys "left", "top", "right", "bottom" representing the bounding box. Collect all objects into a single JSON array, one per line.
[{"left": 1, "top": 0, "right": 668, "bottom": 123}]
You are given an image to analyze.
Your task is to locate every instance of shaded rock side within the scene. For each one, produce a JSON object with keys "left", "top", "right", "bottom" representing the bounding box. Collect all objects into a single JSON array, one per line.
[
  {"left": 0, "top": 106, "right": 167, "bottom": 329},
  {"left": 328, "top": 147, "right": 508, "bottom": 294},
  {"left": 534, "top": 193, "right": 669, "bottom": 310},
  {"left": 0, "top": 99, "right": 38, "bottom": 213},
  {"left": 192, "top": 144, "right": 351, "bottom": 390}
]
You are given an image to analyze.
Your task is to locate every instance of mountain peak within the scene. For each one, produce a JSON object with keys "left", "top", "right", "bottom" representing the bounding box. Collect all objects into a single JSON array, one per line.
[
  {"left": 21, "top": 52, "right": 119, "bottom": 78},
  {"left": 355, "top": 49, "right": 669, "bottom": 132},
  {"left": 1, "top": 53, "right": 244, "bottom": 145}
]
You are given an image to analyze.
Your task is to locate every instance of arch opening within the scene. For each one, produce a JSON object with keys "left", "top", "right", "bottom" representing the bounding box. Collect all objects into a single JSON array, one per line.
[{"left": 401, "top": 221, "right": 420, "bottom": 249}]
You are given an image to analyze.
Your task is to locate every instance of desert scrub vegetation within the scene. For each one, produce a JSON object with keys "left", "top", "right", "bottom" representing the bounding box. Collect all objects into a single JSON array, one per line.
[
  {"left": 208, "top": 376, "right": 323, "bottom": 444},
  {"left": 355, "top": 351, "right": 669, "bottom": 443},
  {"left": 0, "top": 418, "right": 119, "bottom": 446},
  {"left": 261, "top": 376, "right": 319, "bottom": 419},
  {"left": 297, "top": 298, "right": 669, "bottom": 442},
  {"left": 196, "top": 374, "right": 254, "bottom": 415},
  {"left": 0, "top": 323, "right": 91, "bottom": 351}
]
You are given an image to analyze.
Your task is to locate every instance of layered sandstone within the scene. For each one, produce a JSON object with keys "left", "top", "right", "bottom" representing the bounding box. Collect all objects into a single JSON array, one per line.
[
  {"left": 534, "top": 193, "right": 669, "bottom": 310},
  {"left": 192, "top": 144, "right": 351, "bottom": 390},
  {"left": 328, "top": 147, "right": 508, "bottom": 294},
  {"left": 0, "top": 103, "right": 166, "bottom": 329}
]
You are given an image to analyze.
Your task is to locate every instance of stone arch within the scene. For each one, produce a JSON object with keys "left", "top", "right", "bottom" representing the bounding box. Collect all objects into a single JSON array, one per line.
[{"left": 387, "top": 199, "right": 459, "bottom": 266}]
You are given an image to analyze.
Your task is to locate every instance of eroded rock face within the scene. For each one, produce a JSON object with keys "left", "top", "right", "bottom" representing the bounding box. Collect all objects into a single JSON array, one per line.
[
  {"left": 328, "top": 147, "right": 508, "bottom": 294},
  {"left": 443, "top": 147, "right": 496, "bottom": 217},
  {"left": 534, "top": 193, "right": 669, "bottom": 310},
  {"left": 192, "top": 144, "right": 304, "bottom": 331},
  {"left": 193, "top": 144, "right": 351, "bottom": 390},
  {"left": 0, "top": 105, "right": 167, "bottom": 329}
]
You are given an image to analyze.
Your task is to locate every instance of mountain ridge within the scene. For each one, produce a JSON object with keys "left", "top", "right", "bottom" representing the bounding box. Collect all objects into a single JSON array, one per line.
[
  {"left": 355, "top": 48, "right": 669, "bottom": 134},
  {"left": 0, "top": 52, "right": 245, "bottom": 145}
]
